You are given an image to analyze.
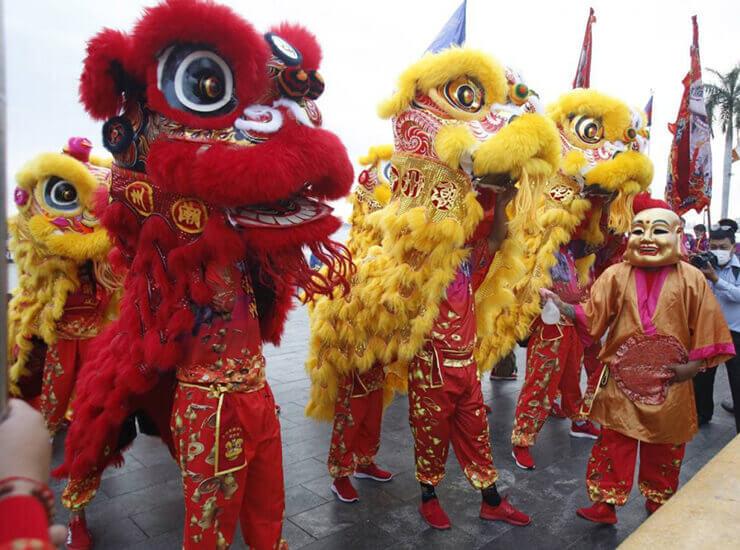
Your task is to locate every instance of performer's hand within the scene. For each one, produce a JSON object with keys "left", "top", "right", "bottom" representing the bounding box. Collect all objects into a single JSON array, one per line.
[
  {"left": 0, "top": 399, "right": 51, "bottom": 483},
  {"left": 667, "top": 360, "right": 702, "bottom": 384},
  {"left": 495, "top": 182, "right": 518, "bottom": 207},
  {"left": 700, "top": 264, "right": 718, "bottom": 283},
  {"left": 539, "top": 288, "right": 561, "bottom": 306}
]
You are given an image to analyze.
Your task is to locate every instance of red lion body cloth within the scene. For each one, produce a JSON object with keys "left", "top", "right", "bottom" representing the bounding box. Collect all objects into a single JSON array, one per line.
[{"left": 58, "top": 1, "right": 353, "bottom": 548}]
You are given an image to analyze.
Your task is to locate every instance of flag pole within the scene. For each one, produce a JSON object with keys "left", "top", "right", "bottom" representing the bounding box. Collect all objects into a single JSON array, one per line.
[{"left": 0, "top": 1, "right": 9, "bottom": 420}]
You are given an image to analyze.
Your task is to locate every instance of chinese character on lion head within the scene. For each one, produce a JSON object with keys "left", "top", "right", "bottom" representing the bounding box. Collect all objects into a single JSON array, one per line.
[{"left": 59, "top": 0, "right": 353, "bottom": 494}]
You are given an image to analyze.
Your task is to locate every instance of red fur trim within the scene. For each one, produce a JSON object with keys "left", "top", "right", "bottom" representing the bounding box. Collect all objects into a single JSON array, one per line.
[
  {"left": 269, "top": 23, "right": 322, "bottom": 70},
  {"left": 79, "top": 29, "right": 135, "bottom": 119},
  {"left": 243, "top": 214, "right": 353, "bottom": 299},
  {"left": 133, "top": 0, "right": 270, "bottom": 130},
  {"left": 147, "top": 119, "right": 353, "bottom": 205}
]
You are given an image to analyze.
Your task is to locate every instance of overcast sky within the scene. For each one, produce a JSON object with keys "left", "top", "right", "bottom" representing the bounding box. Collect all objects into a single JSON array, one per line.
[{"left": 4, "top": 0, "right": 739, "bottom": 226}]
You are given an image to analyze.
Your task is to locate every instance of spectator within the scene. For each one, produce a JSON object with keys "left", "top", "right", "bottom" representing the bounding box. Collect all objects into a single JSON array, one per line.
[
  {"left": 693, "top": 223, "right": 708, "bottom": 252},
  {"left": 693, "top": 226, "right": 740, "bottom": 431},
  {"left": 716, "top": 218, "right": 740, "bottom": 259},
  {"left": 0, "top": 399, "right": 66, "bottom": 549},
  {"left": 681, "top": 217, "right": 696, "bottom": 253}
]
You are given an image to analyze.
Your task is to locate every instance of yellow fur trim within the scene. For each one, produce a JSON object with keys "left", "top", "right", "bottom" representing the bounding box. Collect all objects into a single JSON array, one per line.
[
  {"left": 27, "top": 216, "right": 111, "bottom": 262},
  {"left": 584, "top": 151, "right": 651, "bottom": 233},
  {"left": 89, "top": 153, "right": 113, "bottom": 169},
  {"left": 476, "top": 187, "right": 591, "bottom": 370},
  {"left": 434, "top": 125, "right": 476, "bottom": 170},
  {"left": 561, "top": 150, "right": 588, "bottom": 176},
  {"left": 473, "top": 113, "right": 560, "bottom": 181},
  {"left": 547, "top": 89, "right": 633, "bottom": 142},
  {"left": 358, "top": 144, "right": 394, "bottom": 166},
  {"left": 575, "top": 255, "right": 595, "bottom": 285},
  {"left": 373, "top": 184, "right": 391, "bottom": 206},
  {"left": 16, "top": 152, "right": 100, "bottom": 205},
  {"left": 378, "top": 47, "right": 507, "bottom": 119}
]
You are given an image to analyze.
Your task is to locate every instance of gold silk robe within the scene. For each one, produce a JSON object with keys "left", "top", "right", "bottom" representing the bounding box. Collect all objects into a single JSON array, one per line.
[{"left": 576, "top": 261, "right": 734, "bottom": 444}]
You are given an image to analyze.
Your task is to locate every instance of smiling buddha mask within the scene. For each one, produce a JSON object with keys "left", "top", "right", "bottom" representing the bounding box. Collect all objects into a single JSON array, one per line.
[{"left": 625, "top": 207, "right": 683, "bottom": 267}]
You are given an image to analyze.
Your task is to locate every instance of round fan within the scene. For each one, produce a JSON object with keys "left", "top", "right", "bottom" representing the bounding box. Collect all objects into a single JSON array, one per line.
[{"left": 611, "top": 333, "right": 688, "bottom": 405}]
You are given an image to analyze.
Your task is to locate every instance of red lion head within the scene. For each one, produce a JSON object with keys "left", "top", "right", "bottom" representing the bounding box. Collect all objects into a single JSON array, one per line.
[
  {"left": 58, "top": 0, "right": 353, "bottom": 479},
  {"left": 79, "top": 0, "right": 353, "bottom": 298}
]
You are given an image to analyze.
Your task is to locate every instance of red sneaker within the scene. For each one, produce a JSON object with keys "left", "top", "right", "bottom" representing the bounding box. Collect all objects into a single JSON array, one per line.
[
  {"left": 576, "top": 502, "right": 617, "bottom": 524},
  {"left": 419, "top": 498, "right": 451, "bottom": 530},
  {"left": 549, "top": 401, "right": 566, "bottom": 419},
  {"left": 645, "top": 499, "right": 661, "bottom": 515},
  {"left": 331, "top": 476, "right": 359, "bottom": 503},
  {"left": 512, "top": 446, "right": 535, "bottom": 470},
  {"left": 480, "top": 497, "right": 531, "bottom": 526},
  {"left": 569, "top": 420, "right": 600, "bottom": 439},
  {"left": 66, "top": 515, "right": 93, "bottom": 550},
  {"left": 355, "top": 463, "right": 393, "bottom": 482}
]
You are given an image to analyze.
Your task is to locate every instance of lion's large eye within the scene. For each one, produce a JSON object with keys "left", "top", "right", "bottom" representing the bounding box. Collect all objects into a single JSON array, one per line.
[
  {"left": 43, "top": 177, "right": 79, "bottom": 211},
  {"left": 572, "top": 115, "right": 603, "bottom": 144},
  {"left": 442, "top": 77, "right": 484, "bottom": 113},
  {"left": 157, "top": 45, "right": 236, "bottom": 116}
]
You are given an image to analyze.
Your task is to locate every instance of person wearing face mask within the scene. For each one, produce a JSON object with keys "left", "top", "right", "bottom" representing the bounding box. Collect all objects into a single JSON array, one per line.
[
  {"left": 541, "top": 196, "right": 734, "bottom": 524},
  {"left": 692, "top": 223, "right": 740, "bottom": 430}
]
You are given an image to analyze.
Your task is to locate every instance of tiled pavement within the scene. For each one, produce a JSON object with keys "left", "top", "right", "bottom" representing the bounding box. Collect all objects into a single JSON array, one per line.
[{"left": 49, "top": 305, "right": 738, "bottom": 549}]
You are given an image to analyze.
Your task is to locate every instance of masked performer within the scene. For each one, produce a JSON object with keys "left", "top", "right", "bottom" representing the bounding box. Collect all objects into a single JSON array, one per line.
[
  {"left": 306, "top": 47, "right": 561, "bottom": 529},
  {"left": 8, "top": 137, "right": 119, "bottom": 436},
  {"left": 502, "top": 92, "right": 653, "bottom": 470},
  {"left": 542, "top": 196, "right": 734, "bottom": 524},
  {"left": 56, "top": 2, "right": 353, "bottom": 549}
]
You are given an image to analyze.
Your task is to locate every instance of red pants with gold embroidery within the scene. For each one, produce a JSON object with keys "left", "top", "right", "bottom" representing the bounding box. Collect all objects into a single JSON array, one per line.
[
  {"left": 327, "top": 379, "right": 383, "bottom": 479},
  {"left": 170, "top": 383, "right": 285, "bottom": 550},
  {"left": 511, "top": 320, "right": 583, "bottom": 447},
  {"left": 582, "top": 340, "right": 603, "bottom": 378},
  {"left": 586, "top": 427, "right": 685, "bottom": 506},
  {"left": 408, "top": 356, "right": 497, "bottom": 489},
  {"left": 40, "top": 338, "right": 94, "bottom": 435}
]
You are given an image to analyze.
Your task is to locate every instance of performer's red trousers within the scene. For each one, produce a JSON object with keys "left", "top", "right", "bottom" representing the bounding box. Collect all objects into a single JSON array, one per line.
[
  {"left": 408, "top": 354, "right": 497, "bottom": 489},
  {"left": 170, "top": 383, "right": 286, "bottom": 550},
  {"left": 582, "top": 340, "right": 603, "bottom": 378},
  {"left": 39, "top": 338, "right": 93, "bottom": 435},
  {"left": 512, "top": 319, "right": 583, "bottom": 447},
  {"left": 327, "top": 374, "right": 383, "bottom": 478},
  {"left": 586, "top": 427, "right": 685, "bottom": 506}
]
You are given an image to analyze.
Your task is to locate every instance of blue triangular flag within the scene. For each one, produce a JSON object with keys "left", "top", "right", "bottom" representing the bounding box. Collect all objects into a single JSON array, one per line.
[{"left": 426, "top": 0, "right": 467, "bottom": 53}]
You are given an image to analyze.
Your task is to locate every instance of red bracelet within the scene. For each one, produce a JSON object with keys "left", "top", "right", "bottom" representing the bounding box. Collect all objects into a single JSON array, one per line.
[{"left": 0, "top": 476, "right": 55, "bottom": 522}]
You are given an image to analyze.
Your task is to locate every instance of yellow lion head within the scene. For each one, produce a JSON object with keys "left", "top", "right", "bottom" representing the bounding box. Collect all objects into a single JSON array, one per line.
[
  {"left": 12, "top": 138, "right": 112, "bottom": 262},
  {"left": 547, "top": 89, "right": 653, "bottom": 235},
  {"left": 8, "top": 138, "right": 117, "bottom": 392}
]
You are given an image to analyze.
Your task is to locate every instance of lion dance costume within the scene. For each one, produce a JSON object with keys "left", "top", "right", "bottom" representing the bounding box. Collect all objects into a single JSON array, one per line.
[
  {"left": 497, "top": 90, "right": 654, "bottom": 470},
  {"left": 306, "top": 46, "right": 561, "bottom": 529},
  {"left": 57, "top": 2, "right": 353, "bottom": 549},
  {"left": 8, "top": 137, "right": 119, "bottom": 436},
  {"left": 306, "top": 146, "right": 397, "bottom": 502}
]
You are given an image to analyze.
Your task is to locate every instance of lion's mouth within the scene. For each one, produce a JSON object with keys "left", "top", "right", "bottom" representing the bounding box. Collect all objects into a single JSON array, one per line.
[{"left": 227, "top": 195, "right": 332, "bottom": 229}]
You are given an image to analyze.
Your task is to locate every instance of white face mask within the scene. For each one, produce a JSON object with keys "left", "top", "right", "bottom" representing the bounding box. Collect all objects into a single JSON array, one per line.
[{"left": 712, "top": 249, "right": 732, "bottom": 266}]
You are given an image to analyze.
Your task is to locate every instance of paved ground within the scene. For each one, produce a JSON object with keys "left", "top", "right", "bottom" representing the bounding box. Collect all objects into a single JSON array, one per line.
[{"left": 50, "top": 305, "right": 738, "bottom": 549}]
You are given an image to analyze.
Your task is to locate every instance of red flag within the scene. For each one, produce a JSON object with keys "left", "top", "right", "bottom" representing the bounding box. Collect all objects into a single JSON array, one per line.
[
  {"left": 665, "top": 16, "right": 713, "bottom": 215},
  {"left": 572, "top": 8, "right": 596, "bottom": 89}
]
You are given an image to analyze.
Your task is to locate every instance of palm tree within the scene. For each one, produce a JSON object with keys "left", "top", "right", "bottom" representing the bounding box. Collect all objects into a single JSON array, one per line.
[{"left": 704, "top": 65, "right": 740, "bottom": 218}]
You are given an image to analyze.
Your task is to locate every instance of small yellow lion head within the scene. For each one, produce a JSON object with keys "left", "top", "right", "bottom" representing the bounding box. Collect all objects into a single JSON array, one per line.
[
  {"left": 12, "top": 137, "right": 112, "bottom": 262},
  {"left": 547, "top": 89, "right": 653, "bottom": 233}
]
